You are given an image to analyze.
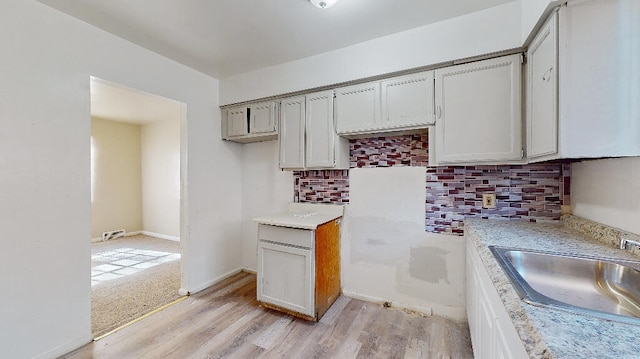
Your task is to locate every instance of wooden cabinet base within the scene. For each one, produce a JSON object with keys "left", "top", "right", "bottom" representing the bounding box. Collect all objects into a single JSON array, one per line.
[{"left": 259, "top": 301, "right": 318, "bottom": 322}]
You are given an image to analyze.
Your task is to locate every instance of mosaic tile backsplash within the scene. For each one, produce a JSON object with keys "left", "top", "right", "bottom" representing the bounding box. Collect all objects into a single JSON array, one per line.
[{"left": 293, "top": 133, "right": 570, "bottom": 235}]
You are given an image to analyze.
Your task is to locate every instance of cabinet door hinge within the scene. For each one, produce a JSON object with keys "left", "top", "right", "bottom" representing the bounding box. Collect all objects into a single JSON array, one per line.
[
  {"left": 520, "top": 53, "right": 527, "bottom": 64},
  {"left": 521, "top": 149, "right": 525, "bottom": 159}
]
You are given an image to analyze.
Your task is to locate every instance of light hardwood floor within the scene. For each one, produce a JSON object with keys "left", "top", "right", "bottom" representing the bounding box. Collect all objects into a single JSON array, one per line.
[{"left": 62, "top": 272, "right": 473, "bottom": 359}]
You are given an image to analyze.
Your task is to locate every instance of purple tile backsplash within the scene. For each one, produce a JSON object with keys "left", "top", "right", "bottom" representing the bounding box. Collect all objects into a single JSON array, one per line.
[
  {"left": 293, "top": 170, "right": 349, "bottom": 204},
  {"left": 293, "top": 132, "right": 570, "bottom": 235},
  {"left": 426, "top": 164, "right": 567, "bottom": 235},
  {"left": 351, "top": 134, "right": 428, "bottom": 168}
]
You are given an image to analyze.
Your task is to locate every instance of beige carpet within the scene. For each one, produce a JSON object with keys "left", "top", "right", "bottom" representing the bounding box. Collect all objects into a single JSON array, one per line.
[{"left": 91, "top": 235, "right": 182, "bottom": 338}]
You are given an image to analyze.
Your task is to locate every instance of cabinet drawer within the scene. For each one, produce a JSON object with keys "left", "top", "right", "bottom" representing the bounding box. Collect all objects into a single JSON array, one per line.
[{"left": 258, "top": 224, "right": 314, "bottom": 249}]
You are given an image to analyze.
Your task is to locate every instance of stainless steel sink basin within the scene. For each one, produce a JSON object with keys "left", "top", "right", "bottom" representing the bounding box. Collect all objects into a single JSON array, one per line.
[{"left": 490, "top": 246, "right": 640, "bottom": 325}]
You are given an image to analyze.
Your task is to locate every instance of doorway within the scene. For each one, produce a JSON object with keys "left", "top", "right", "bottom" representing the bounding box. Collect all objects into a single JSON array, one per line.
[{"left": 89, "top": 77, "right": 186, "bottom": 338}]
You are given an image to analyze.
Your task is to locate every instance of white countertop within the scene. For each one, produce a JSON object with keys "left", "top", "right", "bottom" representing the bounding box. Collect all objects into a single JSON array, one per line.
[{"left": 253, "top": 203, "right": 344, "bottom": 230}]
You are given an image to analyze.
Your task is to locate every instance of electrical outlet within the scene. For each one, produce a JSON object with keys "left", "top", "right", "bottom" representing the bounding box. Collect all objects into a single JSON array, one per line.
[{"left": 482, "top": 193, "right": 496, "bottom": 209}]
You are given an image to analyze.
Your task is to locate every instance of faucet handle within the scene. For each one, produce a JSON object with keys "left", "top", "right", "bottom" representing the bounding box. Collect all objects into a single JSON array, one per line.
[{"left": 620, "top": 237, "right": 640, "bottom": 250}]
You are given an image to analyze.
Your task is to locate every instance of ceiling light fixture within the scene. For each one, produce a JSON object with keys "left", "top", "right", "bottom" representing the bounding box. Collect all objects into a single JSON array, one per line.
[{"left": 309, "top": 0, "right": 339, "bottom": 9}]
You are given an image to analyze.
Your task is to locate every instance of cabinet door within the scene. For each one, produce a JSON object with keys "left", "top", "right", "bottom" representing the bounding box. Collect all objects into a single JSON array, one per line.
[
  {"left": 306, "top": 90, "right": 335, "bottom": 168},
  {"left": 227, "top": 106, "right": 248, "bottom": 137},
  {"left": 250, "top": 101, "right": 276, "bottom": 134},
  {"left": 335, "top": 82, "right": 381, "bottom": 134},
  {"left": 478, "top": 286, "right": 496, "bottom": 359},
  {"left": 381, "top": 71, "right": 435, "bottom": 128},
  {"left": 527, "top": 12, "right": 558, "bottom": 159},
  {"left": 435, "top": 54, "right": 523, "bottom": 164},
  {"left": 257, "top": 241, "right": 314, "bottom": 317},
  {"left": 279, "top": 96, "right": 306, "bottom": 169},
  {"left": 467, "top": 254, "right": 481, "bottom": 358}
]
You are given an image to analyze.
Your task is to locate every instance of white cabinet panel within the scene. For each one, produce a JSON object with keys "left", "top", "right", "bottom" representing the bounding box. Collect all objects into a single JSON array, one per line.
[
  {"left": 279, "top": 91, "right": 348, "bottom": 170},
  {"left": 257, "top": 241, "right": 314, "bottom": 317},
  {"left": 434, "top": 54, "right": 523, "bottom": 165},
  {"left": 335, "top": 72, "right": 434, "bottom": 136},
  {"left": 527, "top": 1, "right": 640, "bottom": 161},
  {"left": 335, "top": 82, "right": 380, "bottom": 134},
  {"left": 381, "top": 71, "right": 435, "bottom": 128},
  {"left": 306, "top": 90, "right": 335, "bottom": 168},
  {"left": 250, "top": 101, "right": 276, "bottom": 134},
  {"left": 279, "top": 96, "right": 306, "bottom": 169},
  {"left": 527, "top": 12, "right": 558, "bottom": 159},
  {"left": 226, "top": 106, "right": 247, "bottom": 138},
  {"left": 223, "top": 101, "right": 277, "bottom": 143},
  {"left": 466, "top": 238, "right": 529, "bottom": 359}
]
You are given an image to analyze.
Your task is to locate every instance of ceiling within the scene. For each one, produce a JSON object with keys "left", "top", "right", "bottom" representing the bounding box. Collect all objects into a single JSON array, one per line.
[
  {"left": 39, "top": 0, "right": 513, "bottom": 79},
  {"left": 90, "top": 77, "right": 182, "bottom": 125}
]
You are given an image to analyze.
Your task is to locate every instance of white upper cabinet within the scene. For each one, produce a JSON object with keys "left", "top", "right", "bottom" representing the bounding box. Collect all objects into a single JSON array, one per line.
[
  {"left": 335, "top": 81, "right": 380, "bottom": 134},
  {"left": 528, "top": 1, "right": 640, "bottom": 161},
  {"left": 434, "top": 54, "right": 523, "bottom": 165},
  {"left": 526, "top": 12, "right": 558, "bottom": 159},
  {"left": 305, "top": 91, "right": 336, "bottom": 168},
  {"left": 335, "top": 71, "right": 434, "bottom": 136},
  {"left": 381, "top": 71, "right": 435, "bottom": 128},
  {"left": 279, "top": 96, "right": 306, "bottom": 169},
  {"left": 279, "top": 91, "right": 349, "bottom": 171},
  {"left": 250, "top": 101, "right": 276, "bottom": 134},
  {"left": 226, "top": 106, "right": 248, "bottom": 138},
  {"left": 222, "top": 101, "right": 278, "bottom": 143}
]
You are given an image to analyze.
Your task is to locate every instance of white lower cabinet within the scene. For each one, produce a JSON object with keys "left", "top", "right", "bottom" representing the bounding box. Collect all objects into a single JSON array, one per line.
[
  {"left": 258, "top": 240, "right": 314, "bottom": 317},
  {"left": 256, "top": 220, "right": 341, "bottom": 321},
  {"left": 466, "top": 238, "right": 528, "bottom": 359}
]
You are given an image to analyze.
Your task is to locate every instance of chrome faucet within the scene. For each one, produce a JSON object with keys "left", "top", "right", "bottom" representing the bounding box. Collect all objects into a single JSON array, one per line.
[{"left": 619, "top": 237, "right": 640, "bottom": 250}]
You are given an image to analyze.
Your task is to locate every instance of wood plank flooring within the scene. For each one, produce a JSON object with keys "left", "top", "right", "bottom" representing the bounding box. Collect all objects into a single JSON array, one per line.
[{"left": 62, "top": 272, "right": 473, "bottom": 359}]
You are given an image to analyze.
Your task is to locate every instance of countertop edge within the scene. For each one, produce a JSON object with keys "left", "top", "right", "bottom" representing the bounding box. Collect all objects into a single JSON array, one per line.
[
  {"left": 464, "top": 217, "right": 640, "bottom": 359},
  {"left": 465, "top": 222, "right": 556, "bottom": 359}
]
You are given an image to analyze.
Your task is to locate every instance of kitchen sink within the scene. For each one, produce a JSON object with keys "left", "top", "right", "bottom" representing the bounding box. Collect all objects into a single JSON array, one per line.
[{"left": 490, "top": 246, "right": 640, "bottom": 325}]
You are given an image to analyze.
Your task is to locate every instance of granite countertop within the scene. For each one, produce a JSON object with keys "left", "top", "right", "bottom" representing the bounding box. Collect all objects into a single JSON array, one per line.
[
  {"left": 253, "top": 203, "right": 344, "bottom": 230},
  {"left": 464, "top": 217, "right": 640, "bottom": 359}
]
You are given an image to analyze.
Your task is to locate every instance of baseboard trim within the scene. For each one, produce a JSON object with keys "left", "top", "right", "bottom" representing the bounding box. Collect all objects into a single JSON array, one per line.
[
  {"left": 90, "top": 230, "right": 179, "bottom": 243},
  {"left": 241, "top": 267, "right": 257, "bottom": 275},
  {"left": 341, "top": 290, "right": 434, "bottom": 316},
  {"left": 142, "top": 231, "right": 180, "bottom": 242},
  {"left": 188, "top": 268, "right": 243, "bottom": 294},
  {"left": 33, "top": 334, "right": 93, "bottom": 359}
]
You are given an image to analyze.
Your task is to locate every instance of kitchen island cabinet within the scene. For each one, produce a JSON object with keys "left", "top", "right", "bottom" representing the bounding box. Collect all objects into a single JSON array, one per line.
[{"left": 254, "top": 204, "right": 343, "bottom": 321}]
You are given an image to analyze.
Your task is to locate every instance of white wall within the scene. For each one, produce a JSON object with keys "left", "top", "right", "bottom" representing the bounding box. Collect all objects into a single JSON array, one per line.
[
  {"left": 342, "top": 167, "right": 466, "bottom": 320},
  {"left": 91, "top": 118, "right": 143, "bottom": 238},
  {"left": 571, "top": 157, "right": 640, "bottom": 236},
  {"left": 240, "top": 140, "right": 292, "bottom": 270},
  {"left": 520, "top": 0, "right": 556, "bottom": 43},
  {"left": 220, "top": 2, "right": 521, "bottom": 105},
  {"left": 141, "top": 118, "right": 180, "bottom": 239},
  {"left": 0, "top": 1, "right": 242, "bottom": 358}
]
